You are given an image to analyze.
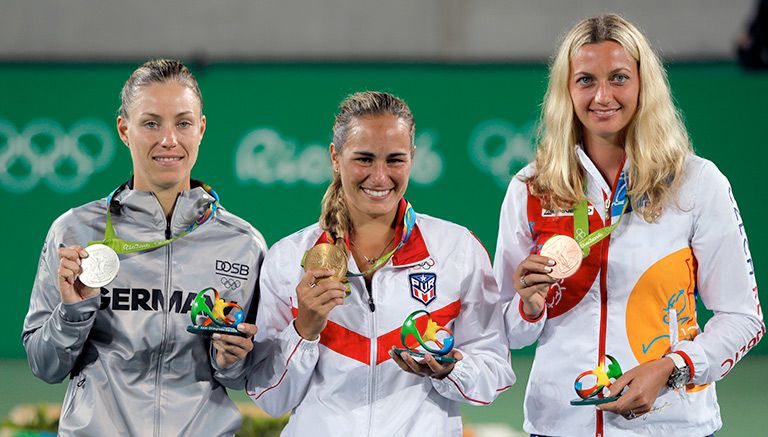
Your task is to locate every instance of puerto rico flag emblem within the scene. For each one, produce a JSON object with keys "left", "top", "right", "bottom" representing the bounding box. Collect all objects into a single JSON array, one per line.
[{"left": 409, "top": 273, "right": 437, "bottom": 305}]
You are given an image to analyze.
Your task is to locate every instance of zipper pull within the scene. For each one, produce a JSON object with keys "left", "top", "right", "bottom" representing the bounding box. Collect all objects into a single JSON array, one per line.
[{"left": 368, "top": 295, "right": 376, "bottom": 312}]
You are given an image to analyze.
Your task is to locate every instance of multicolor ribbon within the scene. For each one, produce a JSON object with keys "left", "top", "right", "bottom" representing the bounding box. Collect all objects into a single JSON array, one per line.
[{"left": 89, "top": 181, "right": 219, "bottom": 253}]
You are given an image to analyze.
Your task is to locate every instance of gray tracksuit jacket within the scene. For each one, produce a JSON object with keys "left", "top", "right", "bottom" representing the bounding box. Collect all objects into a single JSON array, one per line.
[{"left": 23, "top": 183, "right": 266, "bottom": 436}]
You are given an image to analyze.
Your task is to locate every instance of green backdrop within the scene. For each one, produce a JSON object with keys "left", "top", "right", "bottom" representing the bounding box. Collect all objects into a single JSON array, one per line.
[{"left": 2, "top": 62, "right": 765, "bottom": 358}]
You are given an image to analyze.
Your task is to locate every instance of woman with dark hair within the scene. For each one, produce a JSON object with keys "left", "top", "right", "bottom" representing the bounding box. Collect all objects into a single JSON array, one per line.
[
  {"left": 247, "top": 91, "right": 514, "bottom": 436},
  {"left": 23, "top": 59, "right": 265, "bottom": 435}
]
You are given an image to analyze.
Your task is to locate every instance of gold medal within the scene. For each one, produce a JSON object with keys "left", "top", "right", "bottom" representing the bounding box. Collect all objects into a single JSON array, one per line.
[
  {"left": 540, "top": 235, "right": 583, "bottom": 279},
  {"left": 303, "top": 242, "right": 349, "bottom": 284}
]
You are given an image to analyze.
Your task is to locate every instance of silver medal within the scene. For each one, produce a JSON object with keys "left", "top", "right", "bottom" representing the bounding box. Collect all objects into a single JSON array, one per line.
[{"left": 79, "top": 244, "right": 120, "bottom": 288}]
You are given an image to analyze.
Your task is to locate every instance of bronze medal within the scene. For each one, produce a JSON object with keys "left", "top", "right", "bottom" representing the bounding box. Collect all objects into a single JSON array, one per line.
[
  {"left": 303, "top": 242, "right": 349, "bottom": 283},
  {"left": 539, "top": 235, "right": 582, "bottom": 279}
]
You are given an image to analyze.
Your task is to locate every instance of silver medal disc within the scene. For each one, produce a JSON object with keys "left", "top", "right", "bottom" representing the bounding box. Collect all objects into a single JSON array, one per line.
[{"left": 79, "top": 244, "right": 120, "bottom": 288}]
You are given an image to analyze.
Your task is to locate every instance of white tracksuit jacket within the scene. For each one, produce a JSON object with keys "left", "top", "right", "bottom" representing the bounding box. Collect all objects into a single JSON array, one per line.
[
  {"left": 495, "top": 149, "right": 764, "bottom": 436},
  {"left": 247, "top": 199, "right": 515, "bottom": 436}
]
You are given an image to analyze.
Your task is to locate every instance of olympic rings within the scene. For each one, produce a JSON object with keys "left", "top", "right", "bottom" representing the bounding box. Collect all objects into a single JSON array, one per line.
[
  {"left": 520, "top": 276, "right": 529, "bottom": 288},
  {"left": 468, "top": 119, "right": 536, "bottom": 188},
  {"left": 0, "top": 118, "right": 115, "bottom": 193},
  {"left": 220, "top": 276, "right": 242, "bottom": 290}
]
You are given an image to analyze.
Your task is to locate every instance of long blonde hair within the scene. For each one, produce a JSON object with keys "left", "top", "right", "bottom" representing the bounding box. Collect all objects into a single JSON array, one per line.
[
  {"left": 319, "top": 91, "right": 415, "bottom": 238},
  {"left": 529, "top": 14, "right": 692, "bottom": 222}
]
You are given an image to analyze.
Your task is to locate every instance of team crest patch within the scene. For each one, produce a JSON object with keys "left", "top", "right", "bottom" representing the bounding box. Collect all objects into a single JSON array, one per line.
[{"left": 409, "top": 273, "right": 437, "bottom": 305}]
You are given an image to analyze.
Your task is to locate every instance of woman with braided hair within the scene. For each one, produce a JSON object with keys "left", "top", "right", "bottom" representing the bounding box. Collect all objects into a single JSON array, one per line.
[{"left": 247, "top": 91, "right": 514, "bottom": 436}]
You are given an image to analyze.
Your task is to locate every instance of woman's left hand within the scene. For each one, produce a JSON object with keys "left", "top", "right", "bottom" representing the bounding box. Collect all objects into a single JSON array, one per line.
[
  {"left": 212, "top": 323, "right": 258, "bottom": 369},
  {"left": 389, "top": 347, "right": 463, "bottom": 379},
  {"left": 597, "top": 357, "right": 676, "bottom": 420}
]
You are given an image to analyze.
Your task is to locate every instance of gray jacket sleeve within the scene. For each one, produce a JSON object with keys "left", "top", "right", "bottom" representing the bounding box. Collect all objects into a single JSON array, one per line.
[
  {"left": 210, "top": 228, "right": 268, "bottom": 389},
  {"left": 22, "top": 225, "right": 100, "bottom": 384}
]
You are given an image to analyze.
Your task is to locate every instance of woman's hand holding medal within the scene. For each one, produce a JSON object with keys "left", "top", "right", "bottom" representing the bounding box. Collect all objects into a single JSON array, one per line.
[
  {"left": 57, "top": 244, "right": 101, "bottom": 305},
  {"left": 514, "top": 254, "right": 558, "bottom": 319},
  {"left": 294, "top": 269, "right": 347, "bottom": 341}
]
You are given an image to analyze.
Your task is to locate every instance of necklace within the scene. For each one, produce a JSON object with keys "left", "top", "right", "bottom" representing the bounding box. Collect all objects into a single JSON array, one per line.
[{"left": 351, "top": 235, "right": 396, "bottom": 265}]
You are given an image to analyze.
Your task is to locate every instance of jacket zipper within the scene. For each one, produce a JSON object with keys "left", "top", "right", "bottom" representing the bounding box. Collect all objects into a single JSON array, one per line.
[
  {"left": 153, "top": 194, "right": 179, "bottom": 437},
  {"left": 595, "top": 167, "right": 624, "bottom": 437},
  {"left": 366, "top": 275, "right": 378, "bottom": 436}
]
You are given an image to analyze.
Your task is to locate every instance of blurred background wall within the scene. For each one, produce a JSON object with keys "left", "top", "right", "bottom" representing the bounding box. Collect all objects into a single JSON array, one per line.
[
  {"left": 0, "top": 0, "right": 757, "bottom": 61},
  {"left": 1, "top": 0, "right": 765, "bottom": 360}
]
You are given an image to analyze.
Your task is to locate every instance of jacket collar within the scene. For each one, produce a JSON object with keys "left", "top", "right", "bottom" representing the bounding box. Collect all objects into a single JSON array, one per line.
[
  {"left": 111, "top": 178, "right": 217, "bottom": 233},
  {"left": 312, "top": 198, "right": 430, "bottom": 267},
  {"left": 575, "top": 145, "right": 629, "bottom": 197}
]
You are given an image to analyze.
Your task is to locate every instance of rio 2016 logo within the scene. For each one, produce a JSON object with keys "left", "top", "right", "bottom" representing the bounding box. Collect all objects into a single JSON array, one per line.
[
  {"left": 0, "top": 118, "right": 115, "bottom": 193},
  {"left": 234, "top": 126, "right": 444, "bottom": 186}
]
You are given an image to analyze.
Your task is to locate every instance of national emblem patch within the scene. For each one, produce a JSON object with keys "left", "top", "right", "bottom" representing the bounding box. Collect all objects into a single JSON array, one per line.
[{"left": 409, "top": 273, "right": 437, "bottom": 305}]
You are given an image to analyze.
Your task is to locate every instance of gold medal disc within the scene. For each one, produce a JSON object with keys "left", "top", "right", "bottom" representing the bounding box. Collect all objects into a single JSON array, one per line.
[{"left": 303, "top": 243, "right": 348, "bottom": 283}]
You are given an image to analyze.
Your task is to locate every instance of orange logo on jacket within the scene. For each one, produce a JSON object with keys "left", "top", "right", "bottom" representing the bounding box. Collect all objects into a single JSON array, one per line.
[{"left": 626, "top": 248, "right": 708, "bottom": 392}]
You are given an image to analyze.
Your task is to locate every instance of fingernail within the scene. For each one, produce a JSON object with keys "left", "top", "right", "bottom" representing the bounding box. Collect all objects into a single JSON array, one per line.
[
  {"left": 547, "top": 259, "right": 555, "bottom": 265},
  {"left": 544, "top": 266, "right": 552, "bottom": 272},
  {"left": 212, "top": 333, "right": 221, "bottom": 339}
]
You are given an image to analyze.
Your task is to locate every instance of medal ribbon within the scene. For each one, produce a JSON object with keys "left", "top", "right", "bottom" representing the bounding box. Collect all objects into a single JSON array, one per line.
[
  {"left": 89, "top": 183, "right": 219, "bottom": 253},
  {"left": 346, "top": 201, "right": 416, "bottom": 277},
  {"left": 573, "top": 170, "right": 629, "bottom": 257}
]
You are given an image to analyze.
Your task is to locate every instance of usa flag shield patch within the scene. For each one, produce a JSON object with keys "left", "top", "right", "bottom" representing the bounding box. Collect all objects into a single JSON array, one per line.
[{"left": 409, "top": 273, "right": 437, "bottom": 305}]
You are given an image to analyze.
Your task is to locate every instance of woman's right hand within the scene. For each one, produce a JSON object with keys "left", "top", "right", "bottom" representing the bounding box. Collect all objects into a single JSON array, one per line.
[
  {"left": 57, "top": 245, "right": 101, "bottom": 305},
  {"left": 513, "top": 254, "right": 557, "bottom": 318},
  {"left": 294, "top": 269, "right": 347, "bottom": 341}
]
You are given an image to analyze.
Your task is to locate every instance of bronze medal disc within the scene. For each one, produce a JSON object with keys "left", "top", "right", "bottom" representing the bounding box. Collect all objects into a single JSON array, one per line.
[
  {"left": 539, "top": 235, "right": 582, "bottom": 279},
  {"left": 303, "top": 243, "right": 348, "bottom": 282}
]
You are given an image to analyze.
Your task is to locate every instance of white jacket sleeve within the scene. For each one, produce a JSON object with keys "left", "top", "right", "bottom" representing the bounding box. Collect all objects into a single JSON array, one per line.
[
  {"left": 675, "top": 161, "right": 764, "bottom": 385},
  {"left": 493, "top": 172, "right": 547, "bottom": 349},
  {"left": 430, "top": 232, "right": 516, "bottom": 405},
  {"left": 245, "top": 240, "right": 320, "bottom": 417},
  {"left": 22, "top": 223, "right": 100, "bottom": 384}
]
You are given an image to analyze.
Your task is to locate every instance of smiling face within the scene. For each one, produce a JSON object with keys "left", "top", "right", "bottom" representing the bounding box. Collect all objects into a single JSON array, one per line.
[
  {"left": 331, "top": 114, "right": 413, "bottom": 223},
  {"left": 569, "top": 40, "right": 640, "bottom": 147},
  {"left": 117, "top": 81, "right": 206, "bottom": 193}
]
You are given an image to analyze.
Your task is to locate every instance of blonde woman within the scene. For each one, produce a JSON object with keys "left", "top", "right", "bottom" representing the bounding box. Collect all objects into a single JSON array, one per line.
[
  {"left": 495, "top": 14, "right": 763, "bottom": 436},
  {"left": 248, "top": 91, "right": 514, "bottom": 436}
]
